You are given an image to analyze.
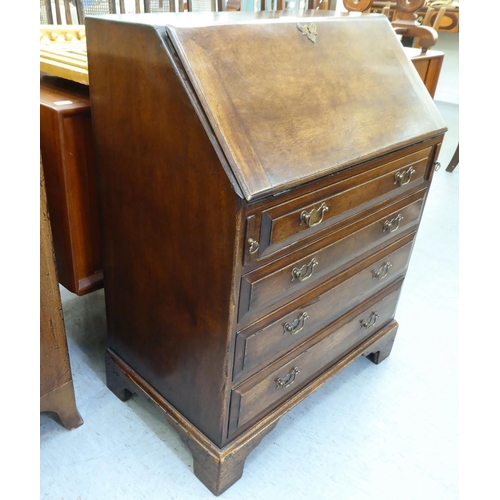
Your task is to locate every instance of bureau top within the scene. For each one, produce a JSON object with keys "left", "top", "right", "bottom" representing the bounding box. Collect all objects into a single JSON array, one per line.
[{"left": 86, "top": 12, "right": 446, "bottom": 202}]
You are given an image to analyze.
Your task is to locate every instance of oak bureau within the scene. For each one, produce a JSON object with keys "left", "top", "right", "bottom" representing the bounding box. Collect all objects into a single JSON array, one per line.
[{"left": 86, "top": 10, "right": 447, "bottom": 495}]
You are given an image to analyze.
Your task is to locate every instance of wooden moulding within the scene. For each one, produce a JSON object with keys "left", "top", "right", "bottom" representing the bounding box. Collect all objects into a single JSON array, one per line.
[
  {"left": 105, "top": 320, "right": 399, "bottom": 496},
  {"left": 40, "top": 157, "right": 83, "bottom": 430},
  {"left": 40, "top": 25, "right": 88, "bottom": 85}
]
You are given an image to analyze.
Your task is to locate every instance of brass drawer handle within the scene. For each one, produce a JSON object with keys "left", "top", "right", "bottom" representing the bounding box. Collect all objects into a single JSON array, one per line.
[
  {"left": 247, "top": 238, "right": 260, "bottom": 255},
  {"left": 383, "top": 213, "right": 404, "bottom": 233},
  {"left": 360, "top": 311, "right": 379, "bottom": 330},
  {"left": 300, "top": 202, "right": 329, "bottom": 228},
  {"left": 372, "top": 261, "right": 392, "bottom": 280},
  {"left": 291, "top": 258, "right": 319, "bottom": 282},
  {"left": 276, "top": 367, "right": 300, "bottom": 389},
  {"left": 283, "top": 312, "right": 309, "bottom": 335},
  {"left": 394, "top": 166, "right": 415, "bottom": 186}
]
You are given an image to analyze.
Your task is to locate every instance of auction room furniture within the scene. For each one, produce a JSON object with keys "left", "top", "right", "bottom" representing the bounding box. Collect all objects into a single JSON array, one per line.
[
  {"left": 39, "top": 6, "right": 444, "bottom": 296},
  {"left": 86, "top": 11, "right": 446, "bottom": 495},
  {"left": 40, "top": 75, "right": 103, "bottom": 295},
  {"left": 40, "top": 157, "right": 84, "bottom": 430},
  {"left": 446, "top": 143, "right": 459, "bottom": 172},
  {"left": 370, "top": 0, "right": 459, "bottom": 32},
  {"left": 40, "top": 0, "right": 140, "bottom": 24}
]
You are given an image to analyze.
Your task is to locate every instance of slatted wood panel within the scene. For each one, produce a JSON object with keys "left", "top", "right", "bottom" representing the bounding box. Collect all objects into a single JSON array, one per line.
[{"left": 40, "top": 26, "right": 88, "bottom": 85}]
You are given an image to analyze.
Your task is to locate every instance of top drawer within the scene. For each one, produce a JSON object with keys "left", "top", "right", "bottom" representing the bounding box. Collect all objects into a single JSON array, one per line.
[{"left": 248, "top": 146, "right": 432, "bottom": 261}]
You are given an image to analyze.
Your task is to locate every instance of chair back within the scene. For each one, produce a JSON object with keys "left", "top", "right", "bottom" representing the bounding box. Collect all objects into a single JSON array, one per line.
[
  {"left": 144, "top": 0, "right": 178, "bottom": 12},
  {"left": 40, "top": 0, "right": 75, "bottom": 24}
]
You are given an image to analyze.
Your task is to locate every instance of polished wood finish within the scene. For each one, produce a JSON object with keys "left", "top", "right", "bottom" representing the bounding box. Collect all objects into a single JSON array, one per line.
[
  {"left": 446, "top": 143, "right": 459, "bottom": 172},
  {"left": 234, "top": 277, "right": 404, "bottom": 380},
  {"left": 405, "top": 47, "right": 444, "bottom": 98},
  {"left": 370, "top": 1, "right": 459, "bottom": 32},
  {"left": 86, "top": 11, "right": 446, "bottom": 495},
  {"left": 40, "top": 75, "right": 103, "bottom": 295},
  {"left": 164, "top": 14, "right": 444, "bottom": 201},
  {"left": 239, "top": 207, "right": 421, "bottom": 322},
  {"left": 40, "top": 157, "right": 83, "bottom": 431}
]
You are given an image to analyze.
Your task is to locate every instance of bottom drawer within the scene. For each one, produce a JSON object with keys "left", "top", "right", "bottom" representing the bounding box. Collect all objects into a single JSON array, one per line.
[{"left": 228, "top": 283, "right": 403, "bottom": 436}]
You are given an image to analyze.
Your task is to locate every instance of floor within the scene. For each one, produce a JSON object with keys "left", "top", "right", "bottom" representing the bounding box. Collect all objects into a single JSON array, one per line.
[{"left": 40, "top": 32, "right": 460, "bottom": 500}]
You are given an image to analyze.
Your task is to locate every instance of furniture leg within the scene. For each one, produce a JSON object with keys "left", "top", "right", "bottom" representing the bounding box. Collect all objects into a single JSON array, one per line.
[
  {"left": 363, "top": 321, "right": 399, "bottom": 364},
  {"left": 105, "top": 348, "right": 279, "bottom": 495},
  {"left": 40, "top": 381, "right": 84, "bottom": 430},
  {"left": 446, "top": 143, "right": 459, "bottom": 172},
  {"left": 105, "top": 350, "right": 135, "bottom": 402},
  {"left": 41, "top": 157, "right": 83, "bottom": 431}
]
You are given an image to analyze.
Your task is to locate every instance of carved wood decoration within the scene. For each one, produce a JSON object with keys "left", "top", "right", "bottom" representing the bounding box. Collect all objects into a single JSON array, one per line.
[
  {"left": 40, "top": 26, "right": 88, "bottom": 85},
  {"left": 343, "top": 0, "right": 437, "bottom": 53},
  {"left": 342, "top": 0, "right": 374, "bottom": 11},
  {"left": 394, "top": 0, "right": 426, "bottom": 23}
]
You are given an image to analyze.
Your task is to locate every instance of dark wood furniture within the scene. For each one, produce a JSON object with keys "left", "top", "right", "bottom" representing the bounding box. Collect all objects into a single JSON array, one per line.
[
  {"left": 40, "top": 157, "right": 83, "bottom": 430},
  {"left": 446, "top": 143, "right": 459, "bottom": 172},
  {"left": 88, "top": 11, "right": 446, "bottom": 495},
  {"left": 40, "top": 75, "right": 103, "bottom": 295},
  {"left": 404, "top": 47, "right": 443, "bottom": 98}
]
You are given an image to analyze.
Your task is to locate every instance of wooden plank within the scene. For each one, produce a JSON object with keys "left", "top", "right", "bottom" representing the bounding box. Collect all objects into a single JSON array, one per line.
[
  {"left": 40, "top": 49, "right": 88, "bottom": 69},
  {"left": 40, "top": 58, "right": 89, "bottom": 85}
]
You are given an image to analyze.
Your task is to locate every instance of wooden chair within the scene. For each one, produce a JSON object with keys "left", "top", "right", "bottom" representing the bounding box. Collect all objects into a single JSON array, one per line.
[
  {"left": 75, "top": 0, "right": 127, "bottom": 22},
  {"left": 145, "top": 0, "right": 221, "bottom": 12},
  {"left": 445, "top": 144, "right": 459, "bottom": 172},
  {"left": 144, "top": 0, "right": 177, "bottom": 12},
  {"left": 40, "top": 0, "right": 76, "bottom": 24},
  {"left": 41, "top": 1, "right": 146, "bottom": 25},
  {"left": 187, "top": 0, "right": 219, "bottom": 11},
  {"left": 344, "top": 0, "right": 438, "bottom": 54},
  {"left": 225, "top": 0, "right": 331, "bottom": 12}
]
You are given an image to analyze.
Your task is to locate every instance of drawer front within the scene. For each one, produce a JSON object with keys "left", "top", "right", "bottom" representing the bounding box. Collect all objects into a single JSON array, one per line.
[
  {"left": 254, "top": 147, "right": 431, "bottom": 259},
  {"left": 229, "top": 283, "right": 404, "bottom": 435},
  {"left": 234, "top": 238, "right": 413, "bottom": 379},
  {"left": 238, "top": 194, "right": 424, "bottom": 321}
]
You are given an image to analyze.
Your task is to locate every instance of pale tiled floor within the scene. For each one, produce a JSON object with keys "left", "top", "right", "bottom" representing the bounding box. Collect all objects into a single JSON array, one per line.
[{"left": 40, "top": 31, "right": 459, "bottom": 500}]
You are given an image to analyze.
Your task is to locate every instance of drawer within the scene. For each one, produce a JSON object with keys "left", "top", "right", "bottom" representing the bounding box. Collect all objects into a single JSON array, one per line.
[
  {"left": 229, "top": 283, "right": 404, "bottom": 436},
  {"left": 251, "top": 146, "right": 431, "bottom": 260},
  {"left": 234, "top": 238, "right": 413, "bottom": 380},
  {"left": 238, "top": 193, "right": 424, "bottom": 321}
]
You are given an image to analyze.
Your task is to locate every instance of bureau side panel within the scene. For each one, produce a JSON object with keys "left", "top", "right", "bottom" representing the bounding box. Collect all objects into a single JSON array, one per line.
[{"left": 86, "top": 19, "right": 242, "bottom": 446}]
